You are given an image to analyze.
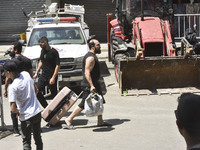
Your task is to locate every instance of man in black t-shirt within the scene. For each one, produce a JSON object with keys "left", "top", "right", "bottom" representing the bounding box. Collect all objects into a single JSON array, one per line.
[
  {"left": 4, "top": 42, "right": 33, "bottom": 97},
  {"left": 33, "top": 36, "right": 60, "bottom": 108},
  {"left": 3, "top": 41, "right": 33, "bottom": 136}
]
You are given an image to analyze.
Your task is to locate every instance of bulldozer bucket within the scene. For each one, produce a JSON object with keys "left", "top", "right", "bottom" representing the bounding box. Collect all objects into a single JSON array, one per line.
[{"left": 119, "top": 56, "right": 200, "bottom": 94}]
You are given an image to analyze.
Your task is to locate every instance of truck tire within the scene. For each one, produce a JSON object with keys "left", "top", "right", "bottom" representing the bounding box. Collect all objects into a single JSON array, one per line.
[
  {"left": 114, "top": 54, "right": 126, "bottom": 83},
  {"left": 110, "top": 28, "right": 118, "bottom": 64}
]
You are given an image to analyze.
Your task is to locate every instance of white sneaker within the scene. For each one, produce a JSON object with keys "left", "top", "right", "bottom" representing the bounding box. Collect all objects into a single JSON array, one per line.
[{"left": 13, "top": 132, "right": 20, "bottom": 137}]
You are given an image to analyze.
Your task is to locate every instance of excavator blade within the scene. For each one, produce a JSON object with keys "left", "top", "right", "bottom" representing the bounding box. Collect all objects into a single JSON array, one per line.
[{"left": 119, "top": 56, "right": 200, "bottom": 94}]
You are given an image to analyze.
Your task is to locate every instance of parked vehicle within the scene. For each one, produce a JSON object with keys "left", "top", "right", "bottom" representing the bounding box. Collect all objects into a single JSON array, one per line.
[
  {"left": 107, "top": 0, "right": 200, "bottom": 95},
  {"left": 23, "top": 3, "right": 90, "bottom": 89}
]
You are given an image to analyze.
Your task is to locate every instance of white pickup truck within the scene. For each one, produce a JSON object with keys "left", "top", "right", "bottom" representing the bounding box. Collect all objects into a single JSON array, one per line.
[{"left": 23, "top": 3, "right": 90, "bottom": 88}]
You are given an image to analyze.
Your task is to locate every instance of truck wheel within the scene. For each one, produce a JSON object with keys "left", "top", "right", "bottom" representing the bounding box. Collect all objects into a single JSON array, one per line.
[{"left": 114, "top": 54, "right": 125, "bottom": 83}]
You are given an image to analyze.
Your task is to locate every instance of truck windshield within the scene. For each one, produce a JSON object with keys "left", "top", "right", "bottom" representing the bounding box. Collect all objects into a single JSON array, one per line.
[
  {"left": 126, "top": 0, "right": 163, "bottom": 17},
  {"left": 28, "top": 27, "right": 86, "bottom": 46}
]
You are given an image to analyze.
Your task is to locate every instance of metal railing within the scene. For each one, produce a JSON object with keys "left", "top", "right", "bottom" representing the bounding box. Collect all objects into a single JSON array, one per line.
[{"left": 174, "top": 14, "right": 200, "bottom": 40}]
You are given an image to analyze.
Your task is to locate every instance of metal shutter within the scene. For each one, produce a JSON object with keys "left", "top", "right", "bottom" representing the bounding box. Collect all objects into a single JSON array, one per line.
[
  {"left": 0, "top": 0, "right": 45, "bottom": 44},
  {"left": 60, "top": 0, "right": 115, "bottom": 43}
]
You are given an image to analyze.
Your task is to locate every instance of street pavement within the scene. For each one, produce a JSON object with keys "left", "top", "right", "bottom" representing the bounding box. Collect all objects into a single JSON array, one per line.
[{"left": 0, "top": 44, "right": 186, "bottom": 149}]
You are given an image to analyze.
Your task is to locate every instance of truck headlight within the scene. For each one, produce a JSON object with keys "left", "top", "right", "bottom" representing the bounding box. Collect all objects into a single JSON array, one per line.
[{"left": 75, "top": 56, "right": 83, "bottom": 69}]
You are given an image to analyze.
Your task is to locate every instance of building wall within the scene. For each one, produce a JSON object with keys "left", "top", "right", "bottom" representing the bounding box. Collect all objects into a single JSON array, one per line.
[{"left": 0, "top": 0, "right": 115, "bottom": 44}]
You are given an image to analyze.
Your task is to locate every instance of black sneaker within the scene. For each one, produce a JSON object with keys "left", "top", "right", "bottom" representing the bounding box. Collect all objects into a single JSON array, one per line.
[{"left": 45, "top": 123, "right": 54, "bottom": 128}]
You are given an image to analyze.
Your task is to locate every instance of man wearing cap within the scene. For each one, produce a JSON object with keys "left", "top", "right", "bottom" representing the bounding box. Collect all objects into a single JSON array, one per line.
[{"left": 3, "top": 60, "right": 43, "bottom": 149}]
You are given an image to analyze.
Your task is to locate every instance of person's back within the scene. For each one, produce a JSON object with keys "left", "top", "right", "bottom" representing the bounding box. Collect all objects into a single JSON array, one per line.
[
  {"left": 12, "top": 55, "right": 33, "bottom": 76},
  {"left": 175, "top": 93, "right": 200, "bottom": 150}
]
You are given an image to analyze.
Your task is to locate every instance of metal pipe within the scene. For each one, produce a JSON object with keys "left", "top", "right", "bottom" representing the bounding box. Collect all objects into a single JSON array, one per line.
[
  {"left": 0, "top": 69, "right": 5, "bottom": 130},
  {"left": 107, "top": 13, "right": 113, "bottom": 62},
  {"left": 141, "top": 0, "right": 144, "bottom": 21}
]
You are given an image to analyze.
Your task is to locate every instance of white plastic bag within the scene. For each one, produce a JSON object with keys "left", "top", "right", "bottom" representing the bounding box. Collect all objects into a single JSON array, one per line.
[{"left": 84, "top": 92, "right": 104, "bottom": 117}]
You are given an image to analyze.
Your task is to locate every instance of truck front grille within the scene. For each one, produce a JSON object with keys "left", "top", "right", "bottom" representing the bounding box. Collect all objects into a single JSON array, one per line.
[
  {"left": 60, "top": 58, "right": 75, "bottom": 70},
  {"left": 60, "top": 58, "right": 74, "bottom": 62},
  {"left": 60, "top": 65, "right": 74, "bottom": 70}
]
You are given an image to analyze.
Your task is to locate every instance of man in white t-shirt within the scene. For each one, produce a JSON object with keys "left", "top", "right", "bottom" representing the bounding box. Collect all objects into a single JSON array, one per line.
[{"left": 3, "top": 60, "right": 43, "bottom": 150}]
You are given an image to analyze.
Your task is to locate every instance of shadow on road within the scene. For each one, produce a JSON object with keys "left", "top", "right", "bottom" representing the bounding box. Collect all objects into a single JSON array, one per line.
[
  {"left": 41, "top": 118, "right": 130, "bottom": 133},
  {"left": 76, "top": 118, "right": 131, "bottom": 132},
  {"left": 100, "top": 61, "right": 110, "bottom": 77}
]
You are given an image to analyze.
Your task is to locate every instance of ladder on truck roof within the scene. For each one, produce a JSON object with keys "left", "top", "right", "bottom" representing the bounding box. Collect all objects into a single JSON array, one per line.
[{"left": 26, "top": 3, "right": 85, "bottom": 26}]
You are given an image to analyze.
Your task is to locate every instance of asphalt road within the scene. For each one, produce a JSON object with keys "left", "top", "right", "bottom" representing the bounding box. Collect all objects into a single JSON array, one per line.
[{"left": 0, "top": 44, "right": 186, "bottom": 149}]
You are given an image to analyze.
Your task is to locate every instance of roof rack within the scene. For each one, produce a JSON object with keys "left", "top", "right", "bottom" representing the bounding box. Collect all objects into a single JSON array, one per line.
[{"left": 27, "top": 3, "right": 85, "bottom": 27}]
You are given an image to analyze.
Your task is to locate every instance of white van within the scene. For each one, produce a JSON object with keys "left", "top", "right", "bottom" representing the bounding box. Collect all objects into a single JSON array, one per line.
[{"left": 23, "top": 3, "right": 89, "bottom": 88}]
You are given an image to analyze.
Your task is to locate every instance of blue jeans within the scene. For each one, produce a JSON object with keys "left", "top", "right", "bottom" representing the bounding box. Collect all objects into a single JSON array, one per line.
[{"left": 20, "top": 113, "right": 43, "bottom": 150}]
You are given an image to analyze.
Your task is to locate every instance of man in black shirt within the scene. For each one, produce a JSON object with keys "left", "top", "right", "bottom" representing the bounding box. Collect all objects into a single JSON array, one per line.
[
  {"left": 33, "top": 36, "right": 60, "bottom": 108},
  {"left": 3, "top": 41, "right": 33, "bottom": 136},
  {"left": 64, "top": 39, "right": 111, "bottom": 129}
]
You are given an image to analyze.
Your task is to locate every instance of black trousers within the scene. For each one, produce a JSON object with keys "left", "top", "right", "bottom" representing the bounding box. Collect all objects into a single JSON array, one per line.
[
  {"left": 11, "top": 111, "right": 19, "bottom": 132},
  {"left": 21, "top": 113, "right": 43, "bottom": 150},
  {"left": 36, "top": 76, "right": 58, "bottom": 108}
]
